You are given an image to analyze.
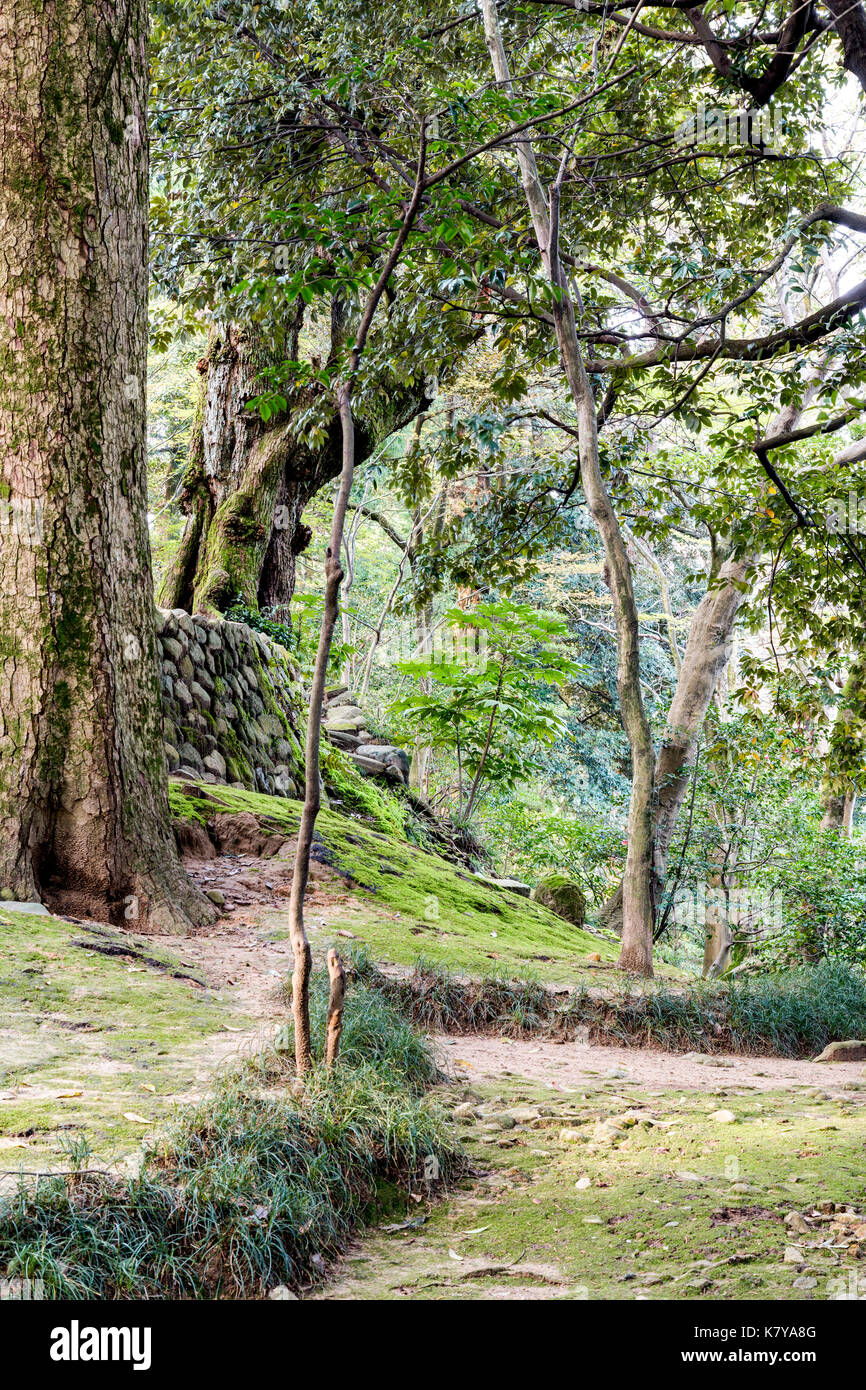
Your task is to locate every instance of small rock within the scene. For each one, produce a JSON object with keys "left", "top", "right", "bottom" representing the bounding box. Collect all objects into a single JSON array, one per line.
[
  {"left": 785, "top": 1211, "right": 811, "bottom": 1234},
  {"left": 813, "top": 1040, "right": 866, "bottom": 1063},
  {"left": 575, "top": 1176, "right": 592, "bottom": 1190},
  {"left": 784, "top": 1246, "right": 805, "bottom": 1264},
  {"left": 592, "top": 1119, "right": 625, "bottom": 1142},
  {"left": 268, "top": 1286, "right": 298, "bottom": 1300},
  {"left": 709, "top": 1109, "right": 737, "bottom": 1123},
  {"left": 560, "top": 1128, "right": 586, "bottom": 1143},
  {"left": 205, "top": 888, "right": 226, "bottom": 906},
  {"left": 203, "top": 750, "right": 227, "bottom": 780},
  {"left": 792, "top": 1276, "right": 818, "bottom": 1290}
]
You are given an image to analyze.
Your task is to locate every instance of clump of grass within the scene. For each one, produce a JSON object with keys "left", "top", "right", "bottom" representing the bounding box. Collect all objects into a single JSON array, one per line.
[
  {"left": 727, "top": 960, "right": 866, "bottom": 1055},
  {"left": 0, "top": 965, "right": 464, "bottom": 1300},
  {"left": 275, "top": 963, "right": 440, "bottom": 1091},
  {"left": 352, "top": 948, "right": 866, "bottom": 1059},
  {"left": 351, "top": 948, "right": 556, "bottom": 1037}
]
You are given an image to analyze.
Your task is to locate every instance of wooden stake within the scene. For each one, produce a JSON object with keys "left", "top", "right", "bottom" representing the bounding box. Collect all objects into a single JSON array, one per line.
[{"left": 325, "top": 949, "right": 346, "bottom": 1068}]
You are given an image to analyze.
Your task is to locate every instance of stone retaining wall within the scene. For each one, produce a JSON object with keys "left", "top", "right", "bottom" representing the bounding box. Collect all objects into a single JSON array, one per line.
[{"left": 156, "top": 608, "right": 303, "bottom": 798}]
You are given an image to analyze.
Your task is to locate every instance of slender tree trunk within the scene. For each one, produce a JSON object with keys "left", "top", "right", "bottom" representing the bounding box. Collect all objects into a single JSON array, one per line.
[
  {"left": 481, "top": 0, "right": 655, "bottom": 973},
  {"left": 0, "top": 0, "right": 212, "bottom": 931},
  {"left": 286, "top": 130, "right": 428, "bottom": 1076},
  {"left": 325, "top": 947, "right": 346, "bottom": 1068},
  {"left": 600, "top": 548, "right": 752, "bottom": 935}
]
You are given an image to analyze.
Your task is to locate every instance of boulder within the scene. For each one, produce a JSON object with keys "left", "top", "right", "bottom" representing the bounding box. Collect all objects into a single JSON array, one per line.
[
  {"left": 814, "top": 1039, "right": 866, "bottom": 1063},
  {"left": 325, "top": 704, "right": 365, "bottom": 725},
  {"left": 532, "top": 874, "right": 587, "bottom": 927},
  {"left": 326, "top": 716, "right": 366, "bottom": 734},
  {"left": 353, "top": 743, "right": 411, "bottom": 782},
  {"left": 203, "top": 749, "right": 227, "bottom": 780}
]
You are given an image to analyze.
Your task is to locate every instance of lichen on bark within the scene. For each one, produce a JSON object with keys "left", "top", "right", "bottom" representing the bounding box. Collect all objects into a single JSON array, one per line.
[{"left": 0, "top": 0, "right": 212, "bottom": 931}]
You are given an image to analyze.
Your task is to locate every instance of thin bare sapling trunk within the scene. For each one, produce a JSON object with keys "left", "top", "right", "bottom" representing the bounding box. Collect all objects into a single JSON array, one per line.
[{"left": 287, "top": 127, "right": 428, "bottom": 1075}]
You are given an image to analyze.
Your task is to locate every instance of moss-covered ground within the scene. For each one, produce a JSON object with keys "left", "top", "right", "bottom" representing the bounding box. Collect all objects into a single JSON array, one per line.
[
  {"left": 318, "top": 1071, "right": 866, "bottom": 1301},
  {"left": 4, "top": 781, "right": 864, "bottom": 1301},
  {"left": 169, "top": 780, "right": 650, "bottom": 985},
  {"left": 0, "top": 908, "right": 252, "bottom": 1171}
]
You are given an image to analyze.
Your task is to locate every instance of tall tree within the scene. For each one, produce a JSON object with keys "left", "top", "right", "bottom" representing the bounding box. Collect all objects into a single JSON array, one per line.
[{"left": 0, "top": 0, "right": 211, "bottom": 930}]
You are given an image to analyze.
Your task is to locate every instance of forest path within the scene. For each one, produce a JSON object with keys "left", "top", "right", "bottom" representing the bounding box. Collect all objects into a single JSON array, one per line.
[
  {"left": 434, "top": 1033, "right": 866, "bottom": 1092},
  {"left": 314, "top": 1045, "right": 866, "bottom": 1302},
  {"left": 168, "top": 851, "right": 866, "bottom": 1302}
]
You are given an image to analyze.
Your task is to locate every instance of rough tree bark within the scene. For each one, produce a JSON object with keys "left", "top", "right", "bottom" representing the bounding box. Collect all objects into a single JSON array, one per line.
[
  {"left": 158, "top": 317, "right": 431, "bottom": 618},
  {"left": 0, "top": 0, "right": 212, "bottom": 931},
  {"left": 481, "top": 0, "right": 655, "bottom": 974}
]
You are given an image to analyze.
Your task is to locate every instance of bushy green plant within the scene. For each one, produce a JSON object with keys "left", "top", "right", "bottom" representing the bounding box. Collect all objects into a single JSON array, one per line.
[{"left": 387, "top": 600, "right": 582, "bottom": 820}]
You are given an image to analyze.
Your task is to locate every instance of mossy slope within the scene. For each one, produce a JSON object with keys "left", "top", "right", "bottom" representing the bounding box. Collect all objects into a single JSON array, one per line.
[{"left": 170, "top": 780, "right": 618, "bottom": 980}]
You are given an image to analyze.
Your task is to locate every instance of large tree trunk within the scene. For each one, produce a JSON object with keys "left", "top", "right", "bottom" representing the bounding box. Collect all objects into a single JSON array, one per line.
[
  {"left": 0, "top": 0, "right": 212, "bottom": 932},
  {"left": 158, "top": 321, "right": 431, "bottom": 618}
]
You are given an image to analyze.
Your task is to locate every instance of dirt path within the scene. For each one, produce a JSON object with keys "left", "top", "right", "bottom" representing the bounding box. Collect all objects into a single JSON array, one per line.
[{"left": 435, "top": 1034, "right": 866, "bottom": 1093}]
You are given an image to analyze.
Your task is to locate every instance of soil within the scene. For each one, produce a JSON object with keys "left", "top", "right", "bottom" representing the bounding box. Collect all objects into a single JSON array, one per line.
[{"left": 434, "top": 1034, "right": 866, "bottom": 1093}]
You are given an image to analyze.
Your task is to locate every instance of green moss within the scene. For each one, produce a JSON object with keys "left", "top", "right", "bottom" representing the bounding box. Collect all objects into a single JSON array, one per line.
[
  {"left": 320, "top": 1075, "right": 866, "bottom": 1302},
  {"left": 532, "top": 874, "right": 587, "bottom": 928},
  {"left": 169, "top": 780, "right": 618, "bottom": 982},
  {"left": 0, "top": 908, "right": 247, "bottom": 1167},
  {"left": 322, "top": 743, "right": 406, "bottom": 836}
]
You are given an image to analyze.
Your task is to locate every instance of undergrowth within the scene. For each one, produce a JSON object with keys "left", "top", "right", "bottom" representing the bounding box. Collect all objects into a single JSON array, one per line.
[
  {"left": 0, "top": 968, "right": 463, "bottom": 1299},
  {"left": 350, "top": 950, "right": 866, "bottom": 1058}
]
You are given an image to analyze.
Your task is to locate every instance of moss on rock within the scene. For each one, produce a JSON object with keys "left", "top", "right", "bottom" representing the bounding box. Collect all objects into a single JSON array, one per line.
[{"left": 532, "top": 874, "right": 587, "bottom": 928}]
